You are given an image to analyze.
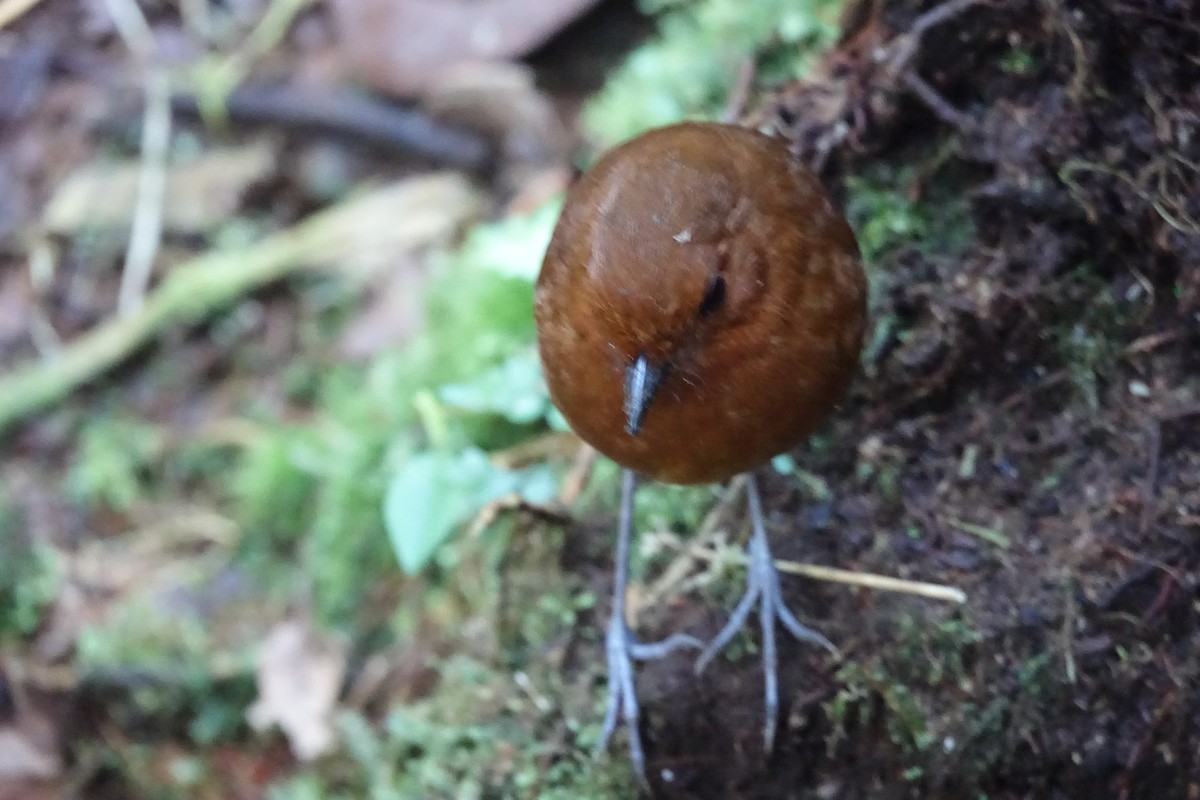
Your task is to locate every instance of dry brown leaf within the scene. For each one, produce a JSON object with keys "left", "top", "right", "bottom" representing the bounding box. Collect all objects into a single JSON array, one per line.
[
  {"left": 0, "top": 731, "right": 58, "bottom": 781},
  {"left": 328, "top": 0, "right": 603, "bottom": 98},
  {"left": 42, "top": 140, "right": 278, "bottom": 236},
  {"left": 247, "top": 620, "right": 347, "bottom": 761},
  {"left": 0, "top": 696, "right": 60, "bottom": 781},
  {"left": 423, "top": 61, "right": 571, "bottom": 173}
]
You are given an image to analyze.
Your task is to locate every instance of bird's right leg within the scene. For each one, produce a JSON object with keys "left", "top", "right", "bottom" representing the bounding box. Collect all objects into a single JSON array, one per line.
[
  {"left": 694, "top": 473, "right": 838, "bottom": 752},
  {"left": 597, "top": 468, "right": 703, "bottom": 790}
]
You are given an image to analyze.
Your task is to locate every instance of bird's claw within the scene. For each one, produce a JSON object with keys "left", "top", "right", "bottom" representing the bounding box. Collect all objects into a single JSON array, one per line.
[
  {"left": 597, "top": 619, "right": 703, "bottom": 790},
  {"left": 694, "top": 476, "right": 837, "bottom": 752}
]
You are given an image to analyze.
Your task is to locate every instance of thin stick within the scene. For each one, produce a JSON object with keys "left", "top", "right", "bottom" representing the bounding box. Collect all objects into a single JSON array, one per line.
[
  {"left": 908, "top": 0, "right": 988, "bottom": 38},
  {"left": 118, "top": 68, "right": 172, "bottom": 317},
  {"left": 559, "top": 443, "right": 597, "bottom": 507},
  {"left": 638, "top": 474, "right": 747, "bottom": 613},
  {"left": 721, "top": 57, "right": 757, "bottom": 124},
  {"left": 686, "top": 544, "right": 966, "bottom": 604},
  {"left": 944, "top": 516, "right": 1011, "bottom": 549},
  {"left": 103, "top": 0, "right": 155, "bottom": 56},
  {"left": 27, "top": 240, "right": 62, "bottom": 358},
  {"left": 772, "top": 559, "right": 967, "bottom": 604}
]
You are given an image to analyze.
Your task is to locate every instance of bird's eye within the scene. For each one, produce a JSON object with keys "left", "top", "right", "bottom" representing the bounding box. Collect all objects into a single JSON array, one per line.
[{"left": 698, "top": 273, "right": 726, "bottom": 317}]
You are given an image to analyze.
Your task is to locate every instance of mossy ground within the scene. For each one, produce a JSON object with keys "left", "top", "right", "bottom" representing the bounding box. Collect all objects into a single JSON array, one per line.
[{"left": 0, "top": 1, "right": 1196, "bottom": 799}]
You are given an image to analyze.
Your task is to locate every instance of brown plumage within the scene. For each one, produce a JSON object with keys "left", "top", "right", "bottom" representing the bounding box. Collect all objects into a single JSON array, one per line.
[
  {"left": 533, "top": 120, "right": 867, "bottom": 788},
  {"left": 536, "top": 121, "right": 866, "bottom": 484}
]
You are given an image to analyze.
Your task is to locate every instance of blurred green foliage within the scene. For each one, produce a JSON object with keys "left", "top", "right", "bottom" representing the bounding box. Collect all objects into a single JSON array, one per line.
[
  {"left": 68, "top": 415, "right": 165, "bottom": 510},
  {"left": 845, "top": 171, "right": 932, "bottom": 265},
  {"left": 585, "top": 0, "right": 842, "bottom": 145},
  {"left": 0, "top": 508, "right": 61, "bottom": 638},
  {"left": 267, "top": 657, "right": 636, "bottom": 800},
  {"left": 385, "top": 445, "right": 556, "bottom": 574},
  {"left": 1051, "top": 267, "right": 1137, "bottom": 408}
]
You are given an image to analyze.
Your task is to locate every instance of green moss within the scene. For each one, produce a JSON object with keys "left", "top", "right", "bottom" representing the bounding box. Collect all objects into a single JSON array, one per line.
[
  {"left": 844, "top": 149, "right": 976, "bottom": 267},
  {"left": 828, "top": 613, "right": 983, "bottom": 761},
  {"left": 67, "top": 415, "right": 165, "bottom": 510},
  {"left": 1000, "top": 45, "right": 1037, "bottom": 75},
  {"left": 0, "top": 506, "right": 62, "bottom": 637},
  {"left": 1049, "top": 268, "right": 1136, "bottom": 407},
  {"left": 265, "top": 655, "right": 636, "bottom": 800}
]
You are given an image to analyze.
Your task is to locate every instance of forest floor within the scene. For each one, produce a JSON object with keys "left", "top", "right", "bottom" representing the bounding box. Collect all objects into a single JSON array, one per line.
[{"left": 0, "top": 1, "right": 1196, "bottom": 799}]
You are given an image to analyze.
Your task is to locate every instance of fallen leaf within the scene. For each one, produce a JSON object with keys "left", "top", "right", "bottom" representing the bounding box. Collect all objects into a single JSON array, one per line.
[
  {"left": 0, "top": 691, "right": 61, "bottom": 781},
  {"left": 0, "top": 730, "right": 58, "bottom": 781},
  {"left": 247, "top": 620, "right": 346, "bottom": 761},
  {"left": 423, "top": 61, "right": 571, "bottom": 173},
  {"left": 42, "top": 140, "right": 278, "bottom": 236},
  {"left": 328, "top": 0, "right": 604, "bottom": 97}
]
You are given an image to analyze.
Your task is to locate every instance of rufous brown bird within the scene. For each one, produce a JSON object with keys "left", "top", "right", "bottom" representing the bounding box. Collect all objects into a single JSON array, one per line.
[{"left": 534, "top": 121, "right": 867, "bottom": 787}]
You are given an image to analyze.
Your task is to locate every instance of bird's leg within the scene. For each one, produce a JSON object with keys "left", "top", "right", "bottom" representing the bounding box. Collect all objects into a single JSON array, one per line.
[
  {"left": 694, "top": 473, "right": 839, "bottom": 752},
  {"left": 597, "top": 468, "right": 703, "bottom": 789}
]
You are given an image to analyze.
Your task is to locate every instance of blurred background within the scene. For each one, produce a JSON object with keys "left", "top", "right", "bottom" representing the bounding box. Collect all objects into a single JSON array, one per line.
[{"left": 0, "top": 1, "right": 1197, "bottom": 798}]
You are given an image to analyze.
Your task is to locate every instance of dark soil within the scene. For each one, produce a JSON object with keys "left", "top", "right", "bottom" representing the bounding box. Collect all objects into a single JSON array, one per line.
[{"left": 621, "top": 2, "right": 1200, "bottom": 797}]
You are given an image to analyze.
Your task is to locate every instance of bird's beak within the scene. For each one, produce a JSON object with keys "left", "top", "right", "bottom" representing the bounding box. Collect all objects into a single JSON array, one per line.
[{"left": 624, "top": 354, "right": 664, "bottom": 436}]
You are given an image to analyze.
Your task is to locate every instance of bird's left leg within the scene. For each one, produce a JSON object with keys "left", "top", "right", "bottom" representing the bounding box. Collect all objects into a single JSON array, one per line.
[{"left": 694, "top": 472, "right": 839, "bottom": 752}]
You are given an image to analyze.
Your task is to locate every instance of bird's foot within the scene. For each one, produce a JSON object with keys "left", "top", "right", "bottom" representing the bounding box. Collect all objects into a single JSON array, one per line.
[
  {"left": 597, "top": 615, "right": 702, "bottom": 790},
  {"left": 694, "top": 477, "right": 839, "bottom": 752}
]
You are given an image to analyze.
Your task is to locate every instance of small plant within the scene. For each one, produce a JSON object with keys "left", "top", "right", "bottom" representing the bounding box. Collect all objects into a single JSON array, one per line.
[
  {"left": 1000, "top": 45, "right": 1037, "bottom": 76},
  {"left": 826, "top": 612, "right": 983, "bottom": 765},
  {"left": 0, "top": 507, "right": 62, "bottom": 637},
  {"left": 265, "top": 658, "right": 637, "bottom": 800},
  {"left": 845, "top": 171, "right": 931, "bottom": 264},
  {"left": 67, "top": 415, "right": 165, "bottom": 511},
  {"left": 1049, "top": 267, "right": 1135, "bottom": 408}
]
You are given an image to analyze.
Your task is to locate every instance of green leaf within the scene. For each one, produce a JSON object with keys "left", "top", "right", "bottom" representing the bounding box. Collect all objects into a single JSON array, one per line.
[
  {"left": 383, "top": 447, "right": 557, "bottom": 574},
  {"left": 455, "top": 199, "right": 561, "bottom": 282},
  {"left": 437, "top": 349, "right": 550, "bottom": 425}
]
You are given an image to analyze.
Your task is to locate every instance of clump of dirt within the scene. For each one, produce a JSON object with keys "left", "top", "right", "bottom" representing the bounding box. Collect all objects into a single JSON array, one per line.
[{"left": 626, "top": 1, "right": 1199, "bottom": 797}]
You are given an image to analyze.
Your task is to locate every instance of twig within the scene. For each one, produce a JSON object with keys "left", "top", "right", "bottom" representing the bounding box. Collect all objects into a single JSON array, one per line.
[
  {"left": 722, "top": 57, "right": 757, "bottom": 124},
  {"left": 179, "top": 0, "right": 211, "bottom": 42},
  {"left": 944, "top": 516, "right": 1012, "bottom": 549},
  {"left": 244, "top": 0, "right": 313, "bottom": 58},
  {"left": 102, "top": 0, "right": 155, "bottom": 57},
  {"left": 683, "top": 544, "right": 966, "bottom": 604},
  {"left": 772, "top": 558, "right": 967, "bottom": 603},
  {"left": 1060, "top": 159, "right": 1200, "bottom": 236},
  {"left": 0, "top": 175, "right": 481, "bottom": 433},
  {"left": 902, "top": 71, "right": 974, "bottom": 131},
  {"left": 908, "top": 0, "right": 989, "bottom": 38},
  {"left": 1061, "top": 577, "right": 1077, "bottom": 684},
  {"left": 993, "top": 326, "right": 1185, "bottom": 418},
  {"left": 464, "top": 494, "right": 571, "bottom": 540},
  {"left": 26, "top": 239, "right": 62, "bottom": 358},
  {"left": 172, "top": 85, "right": 493, "bottom": 171},
  {"left": 103, "top": 0, "right": 171, "bottom": 317},
  {"left": 559, "top": 444, "right": 597, "bottom": 507},
  {"left": 888, "top": 0, "right": 988, "bottom": 130},
  {"left": 117, "top": 68, "right": 172, "bottom": 317},
  {"left": 637, "top": 475, "right": 749, "bottom": 617}
]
